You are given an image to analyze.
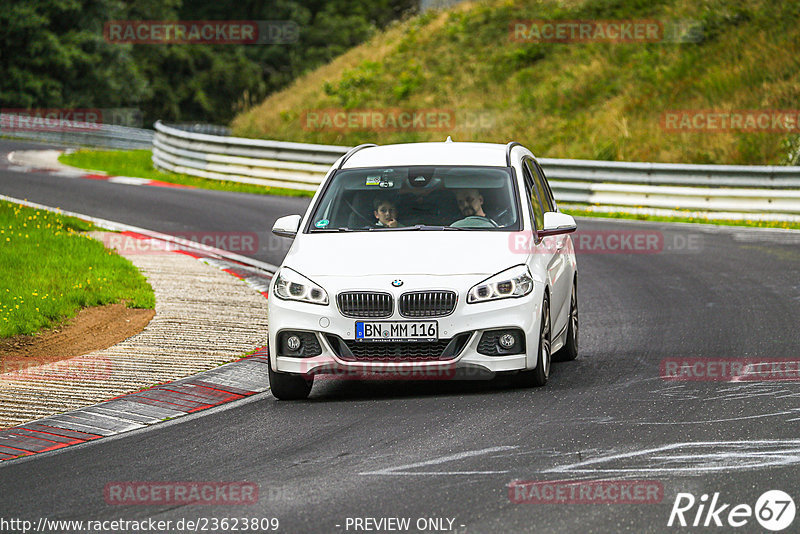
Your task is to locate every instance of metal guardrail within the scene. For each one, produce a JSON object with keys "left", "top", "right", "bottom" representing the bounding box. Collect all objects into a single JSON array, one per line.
[
  {"left": 541, "top": 159, "right": 800, "bottom": 217},
  {"left": 153, "top": 121, "right": 347, "bottom": 191},
  {"left": 163, "top": 123, "right": 232, "bottom": 137},
  {"left": 0, "top": 113, "right": 153, "bottom": 150},
  {"left": 151, "top": 121, "right": 800, "bottom": 219}
]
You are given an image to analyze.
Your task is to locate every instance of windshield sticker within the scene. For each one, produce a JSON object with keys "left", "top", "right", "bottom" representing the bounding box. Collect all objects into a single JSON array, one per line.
[
  {"left": 314, "top": 219, "right": 330, "bottom": 228},
  {"left": 365, "top": 176, "right": 381, "bottom": 186}
]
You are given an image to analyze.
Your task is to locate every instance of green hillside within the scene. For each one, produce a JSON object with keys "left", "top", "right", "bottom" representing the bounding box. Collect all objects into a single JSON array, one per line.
[{"left": 232, "top": 0, "right": 800, "bottom": 165}]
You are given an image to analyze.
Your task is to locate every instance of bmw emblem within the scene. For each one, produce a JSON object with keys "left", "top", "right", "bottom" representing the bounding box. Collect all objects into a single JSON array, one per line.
[{"left": 392, "top": 279, "right": 403, "bottom": 287}]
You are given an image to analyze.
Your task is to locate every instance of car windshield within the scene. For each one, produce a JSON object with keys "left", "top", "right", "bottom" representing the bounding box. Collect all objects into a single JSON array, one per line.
[{"left": 308, "top": 166, "right": 519, "bottom": 232}]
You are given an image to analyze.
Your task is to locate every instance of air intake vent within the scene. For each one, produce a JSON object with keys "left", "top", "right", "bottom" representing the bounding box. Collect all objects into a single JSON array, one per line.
[
  {"left": 324, "top": 333, "right": 472, "bottom": 362},
  {"left": 337, "top": 291, "right": 393, "bottom": 318},
  {"left": 399, "top": 291, "right": 457, "bottom": 318}
]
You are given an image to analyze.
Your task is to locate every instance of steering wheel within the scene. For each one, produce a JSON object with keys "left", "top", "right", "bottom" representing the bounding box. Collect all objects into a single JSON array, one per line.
[
  {"left": 492, "top": 208, "right": 511, "bottom": 226},
  {"left": 344, "top": 197, "right": 374, "bottom": 227}
]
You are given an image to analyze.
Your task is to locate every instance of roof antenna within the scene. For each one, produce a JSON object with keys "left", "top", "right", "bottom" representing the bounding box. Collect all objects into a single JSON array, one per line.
[{"left": 445, "top": 136, "right": 453, "bottom": 142}]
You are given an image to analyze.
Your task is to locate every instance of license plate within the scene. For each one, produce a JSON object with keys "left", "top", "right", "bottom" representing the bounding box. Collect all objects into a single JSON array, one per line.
[{"left": 355, "top": 321, "right": 438, "bottom": 342}]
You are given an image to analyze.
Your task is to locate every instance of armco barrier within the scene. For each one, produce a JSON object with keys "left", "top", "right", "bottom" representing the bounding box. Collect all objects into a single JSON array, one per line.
[
  {"left": 152, "top": 121, "right": 346, "bottom": 191},
  {"left": 0, "top": 113, "right": 154, "bottom": 150},
  {"left": 152, "top": 121, "right": 800, "bottom": 219}
]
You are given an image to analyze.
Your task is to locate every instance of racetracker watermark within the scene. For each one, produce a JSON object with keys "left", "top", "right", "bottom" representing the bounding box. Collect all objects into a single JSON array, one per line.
[
  {"left": 661, "top": 110, "right": 800, "bottom": 133},
  {"left": 301, "top": 361, "right": 458, "bottom": 381},
  {"left": 104, "top": 482, "right": 258, "bottom": 505},
  {"left": 301, "top": 109, "right": 495, "bottom": 132},
  {"left": 0, "top": 355, "right": 112, "bottom": 381},
  {"left": 99, "top": 232, "right": 259, "bottom": 256},
  {"left": 508, "top": 230, "right": 703, "bottom": 254},
  {"left": 509, "top": 479, "right": 663, "bottom": 504},
  {"left": 509, "top": 19, "right": 702, "bottom": 43},
  {"left": 660, "top": 358, "right": 800, "bottom": 382},
  {"left": 104, "top": 20, "right": 298, "bottom": 44},
  {"left": 0, "top": 108, "right": 143, "bottom": 131}
]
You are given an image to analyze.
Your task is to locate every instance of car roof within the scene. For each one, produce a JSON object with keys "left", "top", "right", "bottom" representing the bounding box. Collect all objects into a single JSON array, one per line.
[{"left": 340, "top": 142, "right": 515, "bottom": 169}]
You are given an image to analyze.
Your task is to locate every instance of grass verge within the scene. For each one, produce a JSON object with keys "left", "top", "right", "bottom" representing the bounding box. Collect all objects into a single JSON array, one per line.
[
  {"left": 562, "top": 207, "right": 800, "bottom": 230},
  {"left": 0, "top": 200, "right": 155, "bottom": 338},
  {"left": 59, "top": 149, "right": 314, "bottom": 198}
]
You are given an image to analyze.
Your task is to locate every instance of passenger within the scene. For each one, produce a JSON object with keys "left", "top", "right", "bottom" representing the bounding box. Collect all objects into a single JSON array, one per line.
[
  {"left": 451, "top": 189, "right": 498, "bottom": 228},
  {"left": 373, "top": 198, "right": 402, "bottom": 228}
]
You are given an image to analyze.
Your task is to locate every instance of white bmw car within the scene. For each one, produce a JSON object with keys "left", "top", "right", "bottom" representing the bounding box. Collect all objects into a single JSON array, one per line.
[{"left": 267, "top": 141, "right": 578, "bottom": 399}]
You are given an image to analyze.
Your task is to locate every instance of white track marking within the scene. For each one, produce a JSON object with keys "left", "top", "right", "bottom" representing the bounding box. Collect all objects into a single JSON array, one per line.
[
  {"left": 360, "top": 446, "right": 518, "bottom": 476},
  {"left": 546, "top": 440, "right": 800, "bottom": 475}
]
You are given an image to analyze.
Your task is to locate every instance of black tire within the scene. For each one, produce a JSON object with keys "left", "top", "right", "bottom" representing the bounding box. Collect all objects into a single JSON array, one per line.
[
  {"left": 515, "top": 293, "right": 551, "bottom": 387},
  {"left": 268, "top": 365, "right": 313, "bottom": 400},
  {"left": 554, "top": 279, "right": 578, "bottom": 362}
]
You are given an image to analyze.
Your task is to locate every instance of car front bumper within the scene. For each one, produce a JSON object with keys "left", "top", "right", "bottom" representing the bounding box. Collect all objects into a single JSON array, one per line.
[{"left": 267, "top": 275, "right": 545, "bottom": 380}]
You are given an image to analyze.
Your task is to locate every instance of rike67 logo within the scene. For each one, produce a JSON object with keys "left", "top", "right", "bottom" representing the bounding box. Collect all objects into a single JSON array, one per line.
[{"left": 668, "top": 490, "right": 796, "bottom": 531}]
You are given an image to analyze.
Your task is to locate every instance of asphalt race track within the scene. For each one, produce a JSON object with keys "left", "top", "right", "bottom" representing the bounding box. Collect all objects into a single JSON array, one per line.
[
  {"left": 2, "top": 140, "right": 800, "bottom": 533},
  {"left": 0, "top": 140, "right": 308, "bottom": 267}
]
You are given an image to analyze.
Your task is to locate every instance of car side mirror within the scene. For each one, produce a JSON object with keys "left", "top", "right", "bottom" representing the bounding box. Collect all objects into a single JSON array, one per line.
[
  {"left": 539, "top": 212, "right": 577, "bottom": 237},
  {"left": 272, "top": 214, "right": 302, "bottom": 238}
]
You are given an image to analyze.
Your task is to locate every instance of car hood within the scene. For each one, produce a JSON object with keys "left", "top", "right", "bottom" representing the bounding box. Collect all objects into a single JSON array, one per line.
[{"left": 283, "top": 231, "right": 524, "bottom": 278}]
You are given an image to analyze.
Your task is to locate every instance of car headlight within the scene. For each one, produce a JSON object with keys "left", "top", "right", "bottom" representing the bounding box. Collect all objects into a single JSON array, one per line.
[
  {"left": 273, "top": 267, "right": 328, "bottom": 305},
  {"left": 467, "top": 265, "right": 533, "bottom": 304}
]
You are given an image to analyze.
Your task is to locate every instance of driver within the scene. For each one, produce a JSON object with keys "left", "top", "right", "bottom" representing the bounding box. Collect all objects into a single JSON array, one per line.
[{"left": 451, "top": 189, "right": 498, "bottom": 228}]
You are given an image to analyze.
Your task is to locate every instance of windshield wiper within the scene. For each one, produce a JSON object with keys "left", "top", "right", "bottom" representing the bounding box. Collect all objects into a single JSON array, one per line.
[
  {"left": 372, "top": 224, "right": 464, "bottom": 231},
  {"left": 312, "top": 227, "right": 366, "bottom": 232},
  {"left": 417, "top": 225, "right": 463, "bottom": 231}
]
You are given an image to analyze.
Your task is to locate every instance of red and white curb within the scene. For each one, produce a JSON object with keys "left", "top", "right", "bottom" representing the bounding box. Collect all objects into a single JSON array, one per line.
[
  {"left": 108, "top": 230, "right": 273, "bottom": 296},
  {"left": 0, "top": 349, "right": 269, "bottom": 461},
  {"left": 5, "top": 149, "right": 193, "bottom": 189},
  {"left": 0, "top": 195, "right": 278, "bottom": 463}
]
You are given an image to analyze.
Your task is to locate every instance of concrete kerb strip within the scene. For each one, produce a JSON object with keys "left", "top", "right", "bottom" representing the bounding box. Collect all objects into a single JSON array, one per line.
[
  {"left": 8, "top": 149, "right": 72, "bottom": 171},
  {"left": 0, "top": 195, "right": 277, "bottom": 463}
]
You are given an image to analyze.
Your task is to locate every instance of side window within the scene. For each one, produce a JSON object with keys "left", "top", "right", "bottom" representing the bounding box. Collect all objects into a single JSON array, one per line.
[
  {"left": 527, "top": 159, "right": 554, "bottom": 212},
  {"left": 534, "top": 161, "right": 557, "bottom": 211},
  {"left": 522, "top": 160, "right": 544, "bottom": 231}
]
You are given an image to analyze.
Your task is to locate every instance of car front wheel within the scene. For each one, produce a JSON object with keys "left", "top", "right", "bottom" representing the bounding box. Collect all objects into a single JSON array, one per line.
[
  {"left": 554, "top": 279, "right": 578, "bottom": 362},
  {"left": 516, "top": 294, "right": 551, "bottom": 387},
  {"left": 268, "top": 365, "right": 313, "bottom": 400}
]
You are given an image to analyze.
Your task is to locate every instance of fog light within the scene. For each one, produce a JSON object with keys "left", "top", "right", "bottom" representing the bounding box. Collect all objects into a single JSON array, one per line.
[
  {"left": 499, "top": 333, "right": 516, "bottom": 349},
  {"left": 286, "top": 335, "right": 302, "bottom": 351},
  {"left": 477, "top": 329, "right": 525, "bottom": 356}
]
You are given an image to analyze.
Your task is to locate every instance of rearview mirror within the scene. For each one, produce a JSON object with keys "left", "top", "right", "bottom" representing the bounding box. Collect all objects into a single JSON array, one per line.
[
  {"left": 272, "top": 214, "right": 302, "bottom": 238},
  {"left": 539, "top": 212, "right": 577, "bottom": 237}
]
